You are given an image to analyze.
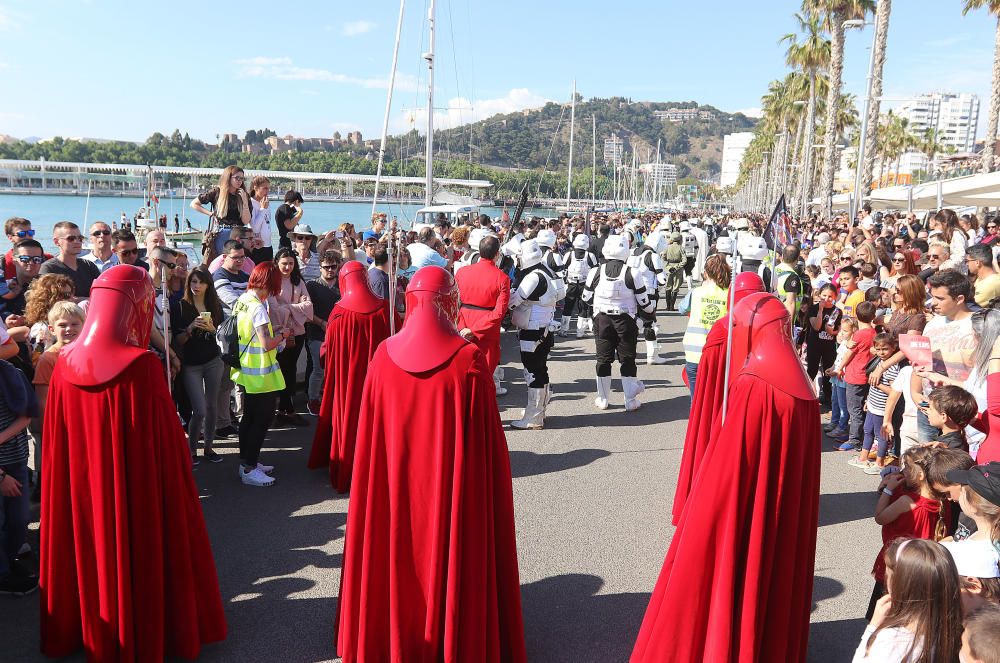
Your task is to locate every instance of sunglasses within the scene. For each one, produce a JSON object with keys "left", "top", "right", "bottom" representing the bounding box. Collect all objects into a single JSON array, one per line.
[
  {"left": 321, "top": 264, "right": 339, "bottom": 270},
  {"left": 892, "top": 257, "right": 905, "bottom": 263},
  {"left": 928, "top": 254, "right": 943, "bottom": 260},
  {"left": 840, "top": 256, "right": 852, "bottom": 261},
  {"left": 227, "top": 255, "right": 246, "bottom": 262},
  {"left": 61, "top": 235, "right": 83, "bottom": 242},
  {"left": 159, "top": 261, "right": 176, "bottom": 270},
  {"left": 14, "top": 229, "right": 35, "bottom": 238},
  {"left": 117, "top": 248, "right": 139, "bottom": 256},
  {"left": 16, "top": 255, "right": 44, "bottom": 264},
  {"left": 92, "top": 229, "right": 112, "bottom": 236}
]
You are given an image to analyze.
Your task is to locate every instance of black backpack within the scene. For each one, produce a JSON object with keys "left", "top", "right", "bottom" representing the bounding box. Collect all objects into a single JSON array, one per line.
[{"left": 216, "top": 314, "right": 246, "bottom": 369}]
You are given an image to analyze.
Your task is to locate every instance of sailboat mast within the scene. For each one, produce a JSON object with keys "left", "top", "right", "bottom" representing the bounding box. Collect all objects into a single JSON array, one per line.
[
  {"left": 566, "top": 80, "right": 575, "bottom": 211},
  {"left": 655, "top": 139, "right": 662, "bottom": 206},
  {"left": 424, "top": 0, "right": 436, "bottom": 206},
  {"left": 591, "top": 115, "right": 596, "bottom": 207}
]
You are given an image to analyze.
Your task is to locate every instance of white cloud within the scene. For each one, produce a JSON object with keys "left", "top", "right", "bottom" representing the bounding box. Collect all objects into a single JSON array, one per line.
[
  {"left": 730, "top": 107, "right": 763, "bottom": 118},
  {"left": 0, "top": 8, "right": 20, "bottom": 31},
  {"left": 392, "top": 88, "right": 550, "bottom": 133},
  {"left": 234, "top": 56, "right": 418, "bottom": 92},
  {"left": 342, "top": 20, "right": 376, "bottom": 37}
]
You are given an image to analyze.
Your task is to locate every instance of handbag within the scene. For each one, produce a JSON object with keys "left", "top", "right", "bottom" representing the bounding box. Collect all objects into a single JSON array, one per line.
[
  {"left": 864, "top": 355, "right": 881, "bottom": 377},
  {"left": 201, "top": 214, "right": 220, "bottom": 265},
  {"left": 678, "top": 291, "right": 692, "bottom": 315}
]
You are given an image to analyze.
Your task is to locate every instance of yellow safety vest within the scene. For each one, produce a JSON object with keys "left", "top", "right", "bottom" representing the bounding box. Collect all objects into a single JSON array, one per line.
[
  {"left": 682, "top": 282, "right": 728, "bottom": 364},
  {"left": 231, "top": 292, "right": 286, "bottom": 394},
  {"left": 774, "top": 263, "right": 805, "bottom": 311}
]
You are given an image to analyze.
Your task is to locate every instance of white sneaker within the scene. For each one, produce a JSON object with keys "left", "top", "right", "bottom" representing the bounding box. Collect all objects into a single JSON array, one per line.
[
  {"left": 241, "top": 467, "right": 275, "bottom": 486},
  {"left": 257, "top": 462, "right": 275, "bottom": 474}
]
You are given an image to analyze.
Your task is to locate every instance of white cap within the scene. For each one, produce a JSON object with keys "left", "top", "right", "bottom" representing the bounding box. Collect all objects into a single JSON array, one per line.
[
  {"left": 716, "top": 236, "right": 734, "bottom": 255},
  {"left": 941, "top": 539, "right": 1000, "bottom": 578}
]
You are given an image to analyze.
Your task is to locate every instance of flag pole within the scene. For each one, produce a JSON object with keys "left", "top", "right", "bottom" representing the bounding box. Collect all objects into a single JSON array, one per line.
[{"left": 721, "top": 229, "right": 739, "bottom": 421}]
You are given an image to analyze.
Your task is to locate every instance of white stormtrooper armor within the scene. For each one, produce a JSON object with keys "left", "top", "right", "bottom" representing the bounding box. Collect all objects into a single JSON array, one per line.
[
  {"left": 509, "top": 240, "right": 562, "bottom": 334},
  {"left": 628, "top": 231, "right": 669, "bottom": 293},
  {"left": 566, "top": 236, "right": 598, "bottom": 283},
  {"left": 584, "top": 236, "right": 650, "bottom": 318},
  {"left": 536, "top": 228, "right": 567, "bottom": 279},
  {"left": 736, "top": 233, "right": 772, "bottom": 282}
]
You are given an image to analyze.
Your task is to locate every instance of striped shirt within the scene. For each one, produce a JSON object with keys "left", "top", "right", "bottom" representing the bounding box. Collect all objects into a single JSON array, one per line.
[
  {"left": 866, "top": 363, "right": 901, "bottom": 416},
  {"left": 0, "top": 393, "right": 30, "bottom": 466},
  {"left": 212, "top": 267, "right": 249, "bottom": 316}
]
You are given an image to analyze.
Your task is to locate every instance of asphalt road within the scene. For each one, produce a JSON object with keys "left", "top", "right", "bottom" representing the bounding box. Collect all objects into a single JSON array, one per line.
[{"left": 1, "top": 304, "right": 881, "bottom": 662}]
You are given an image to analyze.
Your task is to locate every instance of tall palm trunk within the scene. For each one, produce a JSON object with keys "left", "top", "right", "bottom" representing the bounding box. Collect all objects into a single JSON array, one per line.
[
  {"left": 790, "top": 114, "right": 806, "bottom": 213},
  {"left": 820, "top": 12, "right": 847, "bottom": 217},
  {"left": 862, "top": 0, "right": 891, "bottom": 196},
  {"left": 801, "top": 72, "right": 818, "bottom": 216},
  {"left": 982, "top": 15, "right": 1000, "bottom": 173}
]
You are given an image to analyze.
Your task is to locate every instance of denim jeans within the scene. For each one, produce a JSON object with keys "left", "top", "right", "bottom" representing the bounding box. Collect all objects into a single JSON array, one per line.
[
  {"left": 863, "top": 412, "right": 887, "bottom": 458},
  {"left": 917, "top": 407, "right": 941, "bottom": 444},
  {"left": 0, "top": 462, "right": 29, "bottom": 579},
  {"left": 213, "top": 227, "right": 233, "bottom": 255},
  {"left": 685, "top": 362, "right": 698, "bottom": 397},
  {"left": 181, "top": 356, "right": 225, "bottom": 453},
  {"left": 846, "top": 383, "right": 870, "bottom": 445},
  {"left": 830, "top": 382, "right": 849, "bottom": 430},
  {"left": 216, "top": 372, "right": 243, "bottom": 429},
  {"left": 307, "top": 338, "right": 325, "bottom": 402}
]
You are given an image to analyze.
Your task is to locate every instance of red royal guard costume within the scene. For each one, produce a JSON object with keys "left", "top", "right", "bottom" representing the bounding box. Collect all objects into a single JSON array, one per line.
[
  {"left": 632, "top": 294, "right": 820, "bottom": 663},
  {"left": 308, "top": 261, "right": 394, "bottom": 492},
  {"left": 455, "top": 246, "right": 511, "bottom": 394},
  {"left": 40, "top": 264, "right": 226, "bottom": 662},
  {"left": 671, "top": 272, "right": 765, "bottom": 525},
  {"left": 336, "top": 266, "right": 526, "bottom": 663}
]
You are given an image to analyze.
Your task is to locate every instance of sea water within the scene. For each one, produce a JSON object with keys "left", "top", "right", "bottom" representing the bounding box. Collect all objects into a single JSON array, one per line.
[{"left": 0, "top": 193, "right": 551, "bottom": 252}]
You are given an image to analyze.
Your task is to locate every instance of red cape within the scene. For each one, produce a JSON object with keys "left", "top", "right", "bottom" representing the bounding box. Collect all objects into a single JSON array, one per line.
[
  {"left": 308, "top": 304, "right": 393, "bottom": 492},
  {"left": 632, "top": 373, "right": 820, "bottom": 663},
  {"left": 672, "top": 315, "right": 729, "bottom": 525},
  {"left": 40, "top": 352, "right": 226, "bottom": 661},
  {"left": 335, "top": 342, "right": 526, "bottom": 663}
]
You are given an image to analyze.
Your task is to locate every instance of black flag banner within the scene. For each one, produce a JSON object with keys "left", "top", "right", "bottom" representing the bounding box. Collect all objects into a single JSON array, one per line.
[
  {"left": 762, "top": 194, "right": 792, "bottom": 251},
  {"left": 512, "top": 181, "right": 529, "bottom": 225}
]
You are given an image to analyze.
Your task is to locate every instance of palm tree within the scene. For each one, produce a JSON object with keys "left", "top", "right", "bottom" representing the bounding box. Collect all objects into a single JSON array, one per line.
[
  {"left": 809, "top": 0, "right": 875, "bottom": 216},
  {"left": 861, "top": 0, "right": 892, "bottom": 197},
  {"left": 963, "top": 0, "right": 1000, "bottom": 172},
  {"left": 782, "top": 10, "right": 831, "bottom": 216}
]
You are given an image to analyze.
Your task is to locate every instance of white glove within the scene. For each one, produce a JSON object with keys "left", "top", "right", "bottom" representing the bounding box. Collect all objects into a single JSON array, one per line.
[{"left": 547, "top": 320, "right": 562, "bottom": 333}]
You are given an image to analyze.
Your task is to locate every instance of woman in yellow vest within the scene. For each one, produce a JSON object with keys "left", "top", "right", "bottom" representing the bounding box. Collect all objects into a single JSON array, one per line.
[
  {"left": 232, "top": 261, "right": 292, "bottom": 487},
  {"left": 682, "top": 254, "right": 731, "bottom": 396}
]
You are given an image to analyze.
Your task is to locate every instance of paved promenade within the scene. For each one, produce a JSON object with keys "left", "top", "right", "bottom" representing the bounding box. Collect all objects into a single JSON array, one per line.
[{"left": 1, "top": 306, "right": 880, "bottom": 662}]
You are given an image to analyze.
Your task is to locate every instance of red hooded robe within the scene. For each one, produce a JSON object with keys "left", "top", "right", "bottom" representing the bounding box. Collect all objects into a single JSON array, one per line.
[
  {"left": 632, "top": 295, "right": 820, "bottom": 663},
  {"left": 335, "top": 266, "right": 526, "bottom": 663},
  {"left": 39, "top": 265, "right": 225, "bottom": 662}
]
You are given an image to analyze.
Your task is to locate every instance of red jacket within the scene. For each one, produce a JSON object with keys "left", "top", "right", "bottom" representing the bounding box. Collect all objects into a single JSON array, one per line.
[{"left": 455, "top": 259, "right": 510, "bottom": 372}]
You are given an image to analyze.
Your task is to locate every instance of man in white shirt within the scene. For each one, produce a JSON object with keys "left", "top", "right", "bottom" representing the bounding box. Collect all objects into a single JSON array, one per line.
[
  {"left": 80, "top": 221, "right": 119, "bottom": 273},
  {"left": 806, "top": 232, "right": 831, "bottom": 267}
]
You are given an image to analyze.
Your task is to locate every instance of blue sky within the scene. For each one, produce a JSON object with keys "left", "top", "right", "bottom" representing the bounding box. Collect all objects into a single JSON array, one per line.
[{"left": 0, "top": 0, "right": 997, "bottom": 143}]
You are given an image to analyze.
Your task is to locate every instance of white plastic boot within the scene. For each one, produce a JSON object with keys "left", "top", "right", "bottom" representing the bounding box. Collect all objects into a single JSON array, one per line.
[
  {"left": 494, "top": 366, "right": 507, "bottom": 396},
  {"left": 543, "top": 383, "right": 552, "bottom": 407},
  {"left": 645, "top": 340, "right": 668, "bottom": 365},
  {"left": 558, "top": 316, "right": 571, "bottom": 337},
  {"left": 594, "top": 375, "right": 612, "bottom": 410},
  {"left": 511, "top": 387, "right": 546, "bottom": 429},
  {"left": 623, "top": 376, "right": 645, "bottom": 412},
  {"left": 586, "top": 317, "right": 594, "bottom": 333},
  {"left": 576, "top": 316, "right": 587, "bottom": 338}
]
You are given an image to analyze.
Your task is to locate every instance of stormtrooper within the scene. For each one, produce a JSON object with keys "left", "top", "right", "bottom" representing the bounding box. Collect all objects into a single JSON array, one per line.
[
  {"left": 679, "top": 221, "right": 700, "bottom": 290},
  {"left": 625, "top": 218, "right": 644, "bottom": 248},
  {"left": 627, "top": 230, "right": 669, "bottom": 364},
  {"left": 736, "top": 232, "right": 772, "bottom": 284},
  {"left": 509, "top": 238, "right": 566, "bottom": 429},
  {"left": 560, "top": 233, "right": 599, "bottom": 337},
  {"left": 535, "top": 228, "right": 567, "bottom": 279},
  {"left": 582, "top": 234, "right": 654, "bottom": 412}
]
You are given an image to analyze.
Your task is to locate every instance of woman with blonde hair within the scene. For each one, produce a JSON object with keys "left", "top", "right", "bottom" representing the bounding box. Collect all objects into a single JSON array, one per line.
[
  {"left": 190, "top": 165, "right": 252, "bottom": 254},
  {"left": 249, "top": 175, "right": 273, "bottom": 264}
]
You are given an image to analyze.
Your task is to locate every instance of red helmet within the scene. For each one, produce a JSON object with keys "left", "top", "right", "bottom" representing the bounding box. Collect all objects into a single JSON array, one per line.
[
  {"left": 62, "top": 264, "right": 155, "bottom": 386},
  {"left": 387, "top": 266, "right": 465, "bottom": 372},
  {"left": 337, "top": 260, "right": 383, "bottom": 313},
  {"left": 732, "top": 271, "right": 766, "bottom": 306},
  {"left": 405, "top": 265, "right": 459, "bottom": 327}
]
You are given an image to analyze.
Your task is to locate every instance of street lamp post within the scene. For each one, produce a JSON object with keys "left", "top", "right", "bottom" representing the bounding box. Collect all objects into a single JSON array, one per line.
[{"left": 847, "top": 17, "right": 876, "bottom": 225}]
